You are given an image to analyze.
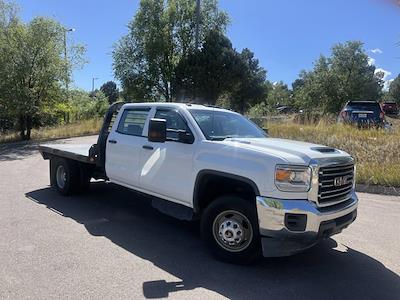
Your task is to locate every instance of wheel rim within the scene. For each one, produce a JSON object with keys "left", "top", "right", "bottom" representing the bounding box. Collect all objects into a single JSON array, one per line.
[
  {"left": 56, "top": 165, "right": 67, "bottom": 189},
  {"left": 212, "top": 210, "right": 253, "bottom": 252}
]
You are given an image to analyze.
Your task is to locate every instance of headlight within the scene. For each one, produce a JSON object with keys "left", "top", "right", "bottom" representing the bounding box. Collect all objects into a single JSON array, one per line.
[{"left": 275, "top": 165, "right": 312, "bottom": 192}]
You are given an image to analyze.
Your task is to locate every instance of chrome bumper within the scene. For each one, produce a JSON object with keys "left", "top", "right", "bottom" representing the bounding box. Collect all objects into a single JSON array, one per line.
[{"left": 256, "top": 192, "right": 358, "bottom": 257}]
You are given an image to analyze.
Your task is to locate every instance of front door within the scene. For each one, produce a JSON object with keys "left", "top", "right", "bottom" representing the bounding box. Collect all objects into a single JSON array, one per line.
[{"left": 139, "top": 108, "right": 195, "bottom": 205}]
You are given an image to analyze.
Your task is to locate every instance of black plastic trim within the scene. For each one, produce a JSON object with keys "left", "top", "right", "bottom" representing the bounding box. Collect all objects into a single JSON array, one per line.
[{"left": 193, "top": 169, "right": 260, "bottom": 213}]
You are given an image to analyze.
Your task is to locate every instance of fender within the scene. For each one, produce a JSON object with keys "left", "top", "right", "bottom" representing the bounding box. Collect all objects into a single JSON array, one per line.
[{"left": 193, "top": 169, "right": 260, "bottom": 213}]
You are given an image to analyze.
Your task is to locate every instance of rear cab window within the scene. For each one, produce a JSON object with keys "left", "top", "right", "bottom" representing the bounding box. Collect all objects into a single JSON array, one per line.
[{"left": 117, "top": 108, "right": 151, "bottom": 137}]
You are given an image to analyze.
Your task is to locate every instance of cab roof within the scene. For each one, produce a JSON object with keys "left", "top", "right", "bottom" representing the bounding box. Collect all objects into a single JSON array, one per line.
[{"left": 121, "top": 102, "right": 234, "bottom": 113}]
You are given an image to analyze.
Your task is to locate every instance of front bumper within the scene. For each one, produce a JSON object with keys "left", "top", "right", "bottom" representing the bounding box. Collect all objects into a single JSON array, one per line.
[{"left": 256, "top": 192, "right": 358, "bottom": 257}]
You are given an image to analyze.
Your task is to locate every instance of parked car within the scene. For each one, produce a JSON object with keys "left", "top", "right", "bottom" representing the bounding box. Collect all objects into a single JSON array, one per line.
[
  {"left": 276, "top": 105, "right": 296, "bottom": 114},
  {"left": 381, "top": 101, "right": 399, "bottom": 116},
  {"left": 338, "top": 101, "right": 385, "bottom": 128},
  {"left": 39, "top": 102, "right": 358, "bottom": 264}
]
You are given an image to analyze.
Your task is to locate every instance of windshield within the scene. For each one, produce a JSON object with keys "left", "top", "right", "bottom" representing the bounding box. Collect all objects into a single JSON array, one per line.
[{"left": 189, "top": 109, "right": 267, "bottom": 140}]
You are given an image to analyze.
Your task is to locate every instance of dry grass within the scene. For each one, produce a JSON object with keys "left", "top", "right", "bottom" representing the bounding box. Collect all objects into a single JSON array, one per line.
[
  {"left": 267, "top": 117, "right": 400, "bottom": 187},
  {"left": 0, "top": 119, "right": 102, "bottom": 144},
  {"left": 1, "top": 116, "right": 399, "bottom": 187}
]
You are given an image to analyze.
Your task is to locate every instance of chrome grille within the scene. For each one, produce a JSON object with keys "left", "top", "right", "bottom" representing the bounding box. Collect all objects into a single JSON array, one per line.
[{"left": 318, "top": 163, "right": 354, "bottom": 206}]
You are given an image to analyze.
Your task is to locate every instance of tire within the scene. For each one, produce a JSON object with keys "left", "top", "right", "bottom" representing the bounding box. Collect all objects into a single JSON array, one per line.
[
  {"left": 50, "top": 158, "right": 81, "bottom": 196},
  {"left": 201, "top": 195, "right": 261, "bottom": 264},
  {"left": 78, "top": 164, "right": 92, "bottom": 193}
]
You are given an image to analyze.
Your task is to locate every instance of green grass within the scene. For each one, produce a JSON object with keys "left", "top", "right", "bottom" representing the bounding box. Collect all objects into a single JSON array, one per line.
[
  {"left": 0, "top": 119, "right": 102, "bottom": 144},
  {"left": 267, "top": 117, "right": 400, "bottom": 187}
]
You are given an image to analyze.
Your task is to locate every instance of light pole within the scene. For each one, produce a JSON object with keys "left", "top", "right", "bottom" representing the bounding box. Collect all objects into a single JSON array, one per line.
[
  {"left": 195, "top": 0, "right": 200, "bottom": 49},
  {"left": 63, "top": 28, "right": 75, "bottom": 123},
  {"left": 63, "top": 28, "right": 75, "bottom": 91},
  {"left": 92, "top": 77, "right": 99, "bottom": 92}
]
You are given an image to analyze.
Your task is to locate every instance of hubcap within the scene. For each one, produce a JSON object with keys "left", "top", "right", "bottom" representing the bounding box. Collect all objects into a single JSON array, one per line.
[
  {"left": 56, "top": 165, "right": 67, "bottom": 189},
  {"left": 213, "top": 210, "right": 253, "bottom": 252}
]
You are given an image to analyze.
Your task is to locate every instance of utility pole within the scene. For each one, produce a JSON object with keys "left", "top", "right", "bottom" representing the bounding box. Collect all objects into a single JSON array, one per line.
[
  {"left": 63, "top": 28, "right": 75, "bottom": 91},
  {"left": 63, "top": 28, "right": 75, "bottom": 123},
  {"left": 92, "top": 77, "right": 99, "bottom": 92},
  {"left": 195, "top": 0, "right": 200, "bottom": 49}
]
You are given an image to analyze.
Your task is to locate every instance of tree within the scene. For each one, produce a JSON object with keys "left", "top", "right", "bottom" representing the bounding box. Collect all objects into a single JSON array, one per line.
[
  {"left": 173, "top": 30, "right": 237, "bottom": 103},
  {"left": 100, "top": 81, "right": 119, "bottom": 104},
  {"left": 388, "top": 74, "right": 400, "bottom": 103},
  {"left": 68, "top": 89, "right": 109, "bottom": 121},
  {"left": 113, "top": 0, "right": 228, "bottom": 102},
  {"left": 267, "top": 81, "right": 292, "bottom": 108},
  {"left": 173, "top": 31, "right": 267, "bottom": 112},
  {"left": 293, "top": 41, "right": 384, "bottom": 113},
  {"left": 0, "top": 1, "right": 85, "bottom": 139},
  {"left": 229, "top": 48, "right": 268, "bottom": 113}
]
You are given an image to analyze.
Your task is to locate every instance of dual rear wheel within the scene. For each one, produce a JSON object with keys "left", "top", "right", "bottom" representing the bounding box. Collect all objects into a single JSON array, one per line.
[{"left": 51, "top": 158, "right": 91, "bottom": 196}]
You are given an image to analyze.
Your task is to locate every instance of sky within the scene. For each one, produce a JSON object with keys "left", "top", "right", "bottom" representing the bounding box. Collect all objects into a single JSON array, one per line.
[{"left": 16, "top": 0, "right": 400, "bottom": 91}]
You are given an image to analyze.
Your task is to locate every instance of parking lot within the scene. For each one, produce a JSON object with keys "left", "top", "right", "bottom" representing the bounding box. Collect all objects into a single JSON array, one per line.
[{"left": 0, "top": 136, "right": 399, "bottom": 299}]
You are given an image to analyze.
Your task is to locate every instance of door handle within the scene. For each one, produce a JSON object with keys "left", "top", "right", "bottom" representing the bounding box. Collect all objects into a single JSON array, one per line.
[
  {"left": 108, "top": 140, "right": 117, "bottom": 144},
  {"left": 142, "top": 145, "right": 154, "bottom": 150}
]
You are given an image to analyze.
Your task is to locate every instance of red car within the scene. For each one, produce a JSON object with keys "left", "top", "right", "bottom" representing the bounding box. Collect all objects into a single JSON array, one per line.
[{"left": 381, "top": 101, "right": 399, "bottom": 116}]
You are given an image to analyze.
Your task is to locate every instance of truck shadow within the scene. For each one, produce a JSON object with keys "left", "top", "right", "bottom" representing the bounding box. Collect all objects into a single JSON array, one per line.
[{"left": 26, "top": 182, "right": 400, "bottom": 300}]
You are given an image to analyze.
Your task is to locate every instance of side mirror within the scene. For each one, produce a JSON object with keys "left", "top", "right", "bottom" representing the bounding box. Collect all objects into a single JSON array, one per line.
[
  {"left": 148, "top": 118, "right": 166, "bottom": 143},
  {"left": 178, "top": 130, "right": 195, "bottom": 144}
]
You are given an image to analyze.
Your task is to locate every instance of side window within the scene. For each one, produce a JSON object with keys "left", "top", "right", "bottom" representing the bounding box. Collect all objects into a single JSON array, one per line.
[
  {"left": 117, "top": 108, "right": 150, "bottom": 136},
  {"left": 154, "top": 109, "right": 192, "bottom": 141}
]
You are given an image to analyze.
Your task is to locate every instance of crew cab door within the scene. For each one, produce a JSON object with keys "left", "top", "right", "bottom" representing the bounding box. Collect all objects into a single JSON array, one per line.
[
  {"left": 139, "top": 108, "right": 195, "bottom": 205},
  {"left": 105, "top": 107, "right": 151, "bottom": 187}
]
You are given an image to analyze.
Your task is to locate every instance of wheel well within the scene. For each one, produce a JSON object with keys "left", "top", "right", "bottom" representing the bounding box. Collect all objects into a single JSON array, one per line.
[{"left": 194, "top": 171, "right": 259, "bottom": 214}]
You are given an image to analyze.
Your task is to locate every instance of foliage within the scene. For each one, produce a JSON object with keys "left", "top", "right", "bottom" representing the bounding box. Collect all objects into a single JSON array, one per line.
[
  {"left": 100, "top": 81, "right": 120, "bottom": 104},
  {"left": 293, "top": 41, "right": 384, "bottom": 113},
  {"left": 174, "top": 31, "right": 267, "bottom": 113},
  {"left": 173, "top": 30, "right": 237, "bottom": 103},
  {"left": 68, "top": 89, "right": 109, "bottom": 121},
  {"left": 247, "top": 102, "right": 269, "bottom": 118},
  {"left": 0, "top": 0, "right": 85, "bottom": 140},
  {"left": 266, "top": 81, "right": 291, "bottom": 110},
  {"left": 267, "top": 118, "right": 400, "bottom": 187},
  {"left": 0, "top": 118, "right": 102, "bottom": 144},
  {"left": 388, "top": 74, "right": 400, "bottom": 103},
  {"left": 229, "top": 48, "right": 268, "bottom": 113},
  {"left": 113, "top": 0, "right": 228, "bottom": 102}
]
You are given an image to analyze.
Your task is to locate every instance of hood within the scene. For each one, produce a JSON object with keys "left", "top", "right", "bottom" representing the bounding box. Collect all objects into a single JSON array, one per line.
[{"left": 220, "top": 137, "right": 349, "bottom": 165}]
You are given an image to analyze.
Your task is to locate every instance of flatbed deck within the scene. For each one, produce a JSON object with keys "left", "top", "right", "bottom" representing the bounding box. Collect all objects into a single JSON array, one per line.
[{"left": 39, "top": 144, "right": 95, "bottom": 164}]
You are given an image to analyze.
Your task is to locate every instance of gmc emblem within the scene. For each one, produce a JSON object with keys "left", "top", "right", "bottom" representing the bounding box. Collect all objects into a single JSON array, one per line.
[{"left": 334, "top": 176, "right": 350, "bottom": 187}]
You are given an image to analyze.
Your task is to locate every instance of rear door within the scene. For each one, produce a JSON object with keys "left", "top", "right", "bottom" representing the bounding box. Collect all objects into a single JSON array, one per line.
[
  {"left": 139, "top": 108, "right": 195, "bottom": 205},
  {"left": 106, "top": 107, "right": 151, "bottom": 187}
]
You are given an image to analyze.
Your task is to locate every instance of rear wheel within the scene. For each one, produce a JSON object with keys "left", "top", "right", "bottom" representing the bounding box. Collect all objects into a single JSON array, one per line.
[
  {"left": 51, "top": 158, "right": 80, "bottom": 196},
  {"left": 201, "top": 195, "right": 261, "bottom": 264}
]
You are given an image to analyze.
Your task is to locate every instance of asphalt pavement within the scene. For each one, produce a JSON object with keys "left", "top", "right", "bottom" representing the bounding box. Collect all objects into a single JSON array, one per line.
[{"left": 0, "top": 136, "right": 399, "bottom": 299}]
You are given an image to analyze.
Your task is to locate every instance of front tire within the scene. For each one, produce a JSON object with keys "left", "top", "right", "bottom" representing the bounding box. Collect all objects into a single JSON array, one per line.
[{"left": 201, "top": 195, "right": 261, "bottom": 264}]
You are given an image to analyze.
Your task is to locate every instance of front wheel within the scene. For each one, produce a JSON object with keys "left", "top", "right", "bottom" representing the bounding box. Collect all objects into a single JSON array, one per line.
[{"left": 201, "top": 195, "right": 261, "bottom": 264}]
